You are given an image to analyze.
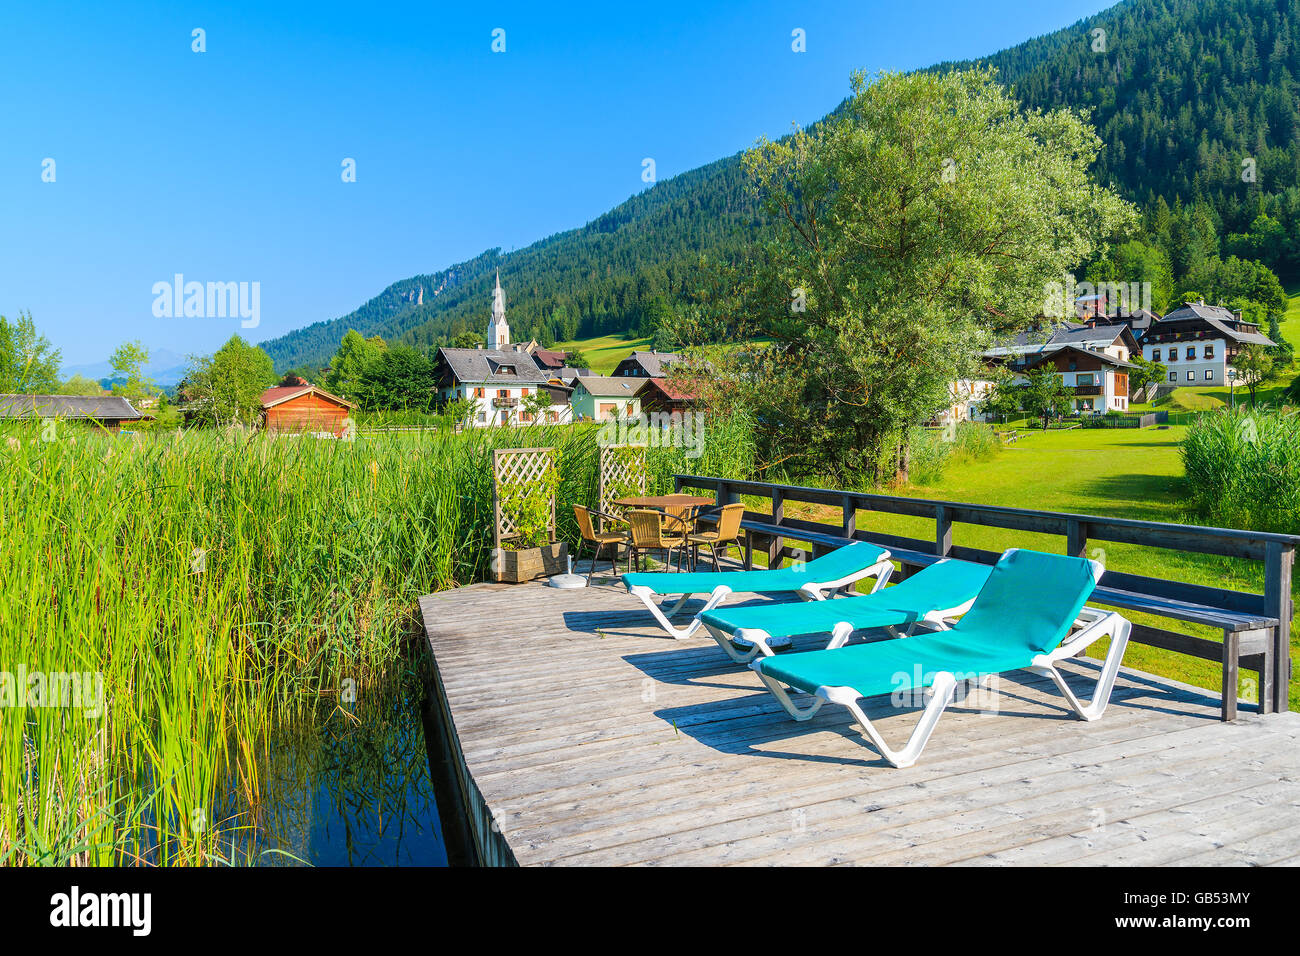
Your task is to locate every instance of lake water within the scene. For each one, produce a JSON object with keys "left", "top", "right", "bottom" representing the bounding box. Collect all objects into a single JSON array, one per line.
[{"left": 216, "top": 665, "right": 459, "bottom": 866}]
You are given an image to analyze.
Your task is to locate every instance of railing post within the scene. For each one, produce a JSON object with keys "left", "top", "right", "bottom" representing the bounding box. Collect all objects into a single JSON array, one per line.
[
  {"left": 1066, "top": 519, "right": 1089, "bottom": 560},
  {"left": 769, "top": 488, "right": 785, "bottom": 570},
  {"left": 841, "top": 495, "right": 856, "bottom": 540},
  {"left": 935, "top": 504, "right": 952, "bottom": 558},
  {"left": 1265, "top": 541, "right": 1293, "bottom": 714}
]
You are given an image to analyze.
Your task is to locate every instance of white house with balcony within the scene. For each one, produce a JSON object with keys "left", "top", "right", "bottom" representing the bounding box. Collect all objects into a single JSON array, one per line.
[
  {"left": 1014, "top": 345, "right": 1133, "bottom": 414},
  {"left": 431, "top": 274, "right": 573, "bottom": 426},
  {"left": 1141, "top": 301, "right": 1274, "bottom": 387}
]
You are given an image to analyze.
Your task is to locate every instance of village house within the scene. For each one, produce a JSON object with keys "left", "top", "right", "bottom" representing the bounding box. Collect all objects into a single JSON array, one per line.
[
  {"left": 260, "top": 378, "right": 354, "bottom": 436},
  {"left": 570, "top": 376, "right": 645, "bottom": 421},
  {"left": 432, "top": 275, "right": 574, "bottom": 426},
  {"left": 1016, "top": 345, "right": 1133, "bottom": 414},
  {"left": 1140, "top": 301, "right": 1274, "bottom": 387},
  {"left": 0, "top": 394, "right": 148, "bottom": 431},
  {"left": 935, "top": 378, "right": 998, "bottom": 425},
  {"left": 983, "top": 321, "right": 1139, "bottom": 366},
  {"left": 955, "top": 319, "right": 1141, "bottom": 422},
  {"left": 612, "top": 350, "right": 681, "bottom": 378},
  {"left": 639, "top": 377, "right": 698, "bottom": 419}
]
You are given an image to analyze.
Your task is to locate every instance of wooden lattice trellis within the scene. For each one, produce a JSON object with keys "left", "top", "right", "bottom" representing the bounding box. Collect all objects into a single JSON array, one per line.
[
  {"left": 493, "top": 447, "right": 558, "bottom": 548},
  {"left": 597, "top": 443, "right": 649, "bottom": 530}
]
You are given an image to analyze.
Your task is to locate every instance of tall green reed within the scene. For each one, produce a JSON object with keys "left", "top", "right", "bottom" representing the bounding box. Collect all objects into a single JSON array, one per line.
[
  {"left": 0, "top": 414, "right": 755, "bottom": 864},
  {"left": 1181, "top": 407, "right": 1300, "bottom": 534}
]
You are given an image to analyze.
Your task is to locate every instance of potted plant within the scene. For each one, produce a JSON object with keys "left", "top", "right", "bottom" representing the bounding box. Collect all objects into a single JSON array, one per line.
[{"left": 494, "top": 454, "right": 567, "bottom": 583}]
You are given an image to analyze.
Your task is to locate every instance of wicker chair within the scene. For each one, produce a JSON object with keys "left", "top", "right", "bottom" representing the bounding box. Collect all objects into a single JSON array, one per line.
[
  {"left": 626, "top": 508, "right": 690, "bottom": 572},
  {"left": 573, "top": 504, "right": 629, "bottom": 583},
  {"left": 687, "top": 502, "right": 746, "bottom": 570}
]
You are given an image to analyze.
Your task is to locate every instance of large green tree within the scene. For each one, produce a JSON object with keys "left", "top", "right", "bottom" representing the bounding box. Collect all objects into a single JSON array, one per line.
[
  {"left": 182, "top": 336, "right": 277, "bottom": 426},
  {"left": 0, "top": 312, "right": 62, "bottom": 393},
  {"left": 109, "top": 340, "right": 157, "bottom": 399},
  {"left": 353, "top": 344, "right": 435, "bottom": 411},
  {"left": 326, "top": 330, "right": 385, "bottom": 398},
  {"left": 730, "top": 68, "right": 1134, "bottom": 481}
]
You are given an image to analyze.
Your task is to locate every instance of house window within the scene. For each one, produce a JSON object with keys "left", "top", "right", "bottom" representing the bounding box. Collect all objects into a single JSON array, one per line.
[
  {"left": 1205, "top": 345, "right": 1214, "bottom": 359},
  {"left": 1168, "top": 372, "right": 1177, "bottom": 382},
  {"left": 546, "top": 410, "right": 557, "bottom": 423},
  {"left": 1186, "top": 371, "right": 1194, "bottom": 382},
  {"left": 1204, "top": 370, "right": 1212, "bottom": 381},
  {"left": 473, "top": 387, "right": 485, "bottom": 398},
  {"left": 1167, "top": 350, "right": 1176, "bottom": 361},
  {"left": 1076, "top": 373, "right": 1095, "bottom": 386},
  {"left": 1151, "top": 349, "right": 1161, "bottom": 361},
  {"left": 497, "top": 389, "right": 509, "bottom": 398},
  {"left": 1186, "top": 347, "right": 1196, "bottom": 360}
]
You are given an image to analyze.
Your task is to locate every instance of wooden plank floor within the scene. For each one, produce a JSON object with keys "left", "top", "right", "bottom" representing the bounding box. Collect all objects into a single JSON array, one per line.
[{"left": 419, "top": 574, "right": 1300, "bottom": 866}]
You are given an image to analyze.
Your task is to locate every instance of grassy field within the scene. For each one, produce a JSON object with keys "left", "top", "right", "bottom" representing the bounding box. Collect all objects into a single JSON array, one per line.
[
  {"left": 766, "top": 424, "right": 1299, "bottom": 710},
  {"left": 552, "top": 334, "right": 653, "bottom": 374},
  {"left": 552, "top": 333, "right": 776, "bottom": 375}
]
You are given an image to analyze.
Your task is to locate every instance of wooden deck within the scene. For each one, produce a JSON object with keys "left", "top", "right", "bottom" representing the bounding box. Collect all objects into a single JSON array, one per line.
[{"left": 419, "top": 575, "right": 1300, "bottom": 867}]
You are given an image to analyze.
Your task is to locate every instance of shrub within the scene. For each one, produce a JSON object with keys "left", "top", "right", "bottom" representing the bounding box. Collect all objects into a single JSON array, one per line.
[{"left": 907, "top": 422, "right": 1001, "bottom": 485}]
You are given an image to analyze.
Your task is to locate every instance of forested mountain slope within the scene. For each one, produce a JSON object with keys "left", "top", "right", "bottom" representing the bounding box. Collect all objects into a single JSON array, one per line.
[{"left": 261, "top": 0, "right": 1300, "bottom": 371}]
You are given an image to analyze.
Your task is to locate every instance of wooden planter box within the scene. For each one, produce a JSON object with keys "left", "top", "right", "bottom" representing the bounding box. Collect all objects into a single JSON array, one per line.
[{"left": 494, "top": 542, "right": 568, "bottom": 583}]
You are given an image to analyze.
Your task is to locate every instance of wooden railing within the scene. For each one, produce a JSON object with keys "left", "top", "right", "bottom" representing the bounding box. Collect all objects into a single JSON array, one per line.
[{"left": 675, "top": 473, "right": 1297, "bottom": 718}]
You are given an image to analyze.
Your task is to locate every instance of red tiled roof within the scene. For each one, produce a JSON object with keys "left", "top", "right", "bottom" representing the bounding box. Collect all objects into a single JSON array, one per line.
[{"left": 643, "top": 378, "right": 699, "bottom": 402}]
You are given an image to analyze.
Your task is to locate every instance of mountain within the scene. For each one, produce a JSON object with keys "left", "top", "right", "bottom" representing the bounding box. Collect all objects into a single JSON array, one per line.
[
  {"left": 259, "top": 0, "right": 1300, "bottom": 372},
  {"left": 62, "top": 348, "right": 191, "bottom": 388}
]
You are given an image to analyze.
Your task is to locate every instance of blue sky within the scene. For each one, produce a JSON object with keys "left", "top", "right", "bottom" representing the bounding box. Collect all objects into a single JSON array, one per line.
[{"left": 1, "top": 0, "right": 1114, "bottom": 367}]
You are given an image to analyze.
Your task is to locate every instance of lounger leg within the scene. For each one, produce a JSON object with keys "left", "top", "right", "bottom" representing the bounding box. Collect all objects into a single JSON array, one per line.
[
  {"left": 1029, "top": 614, "right": 1132, "bottom": 721},
  {"left": 661, "top": 592, "right": 694, "bottom": 617},
  {"left": 629, "top": 584, "right": 730, "bottom": 640},
  {"left": 704, "top": 623, "right": 766, "bottom": 664},
  {"left": 826, "top": 674, "right": 958, "bottom": 769},
  {"left": 754, "top": 669, "right": 826, "bottom": 720},
  {"left": 823, "top": 621, "right": 856, "bottom": 650}
]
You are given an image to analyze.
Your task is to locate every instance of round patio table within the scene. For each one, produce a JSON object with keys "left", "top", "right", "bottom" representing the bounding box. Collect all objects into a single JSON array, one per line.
[{"left": 613, "top": 494, "right": 715, "bottom": 509}]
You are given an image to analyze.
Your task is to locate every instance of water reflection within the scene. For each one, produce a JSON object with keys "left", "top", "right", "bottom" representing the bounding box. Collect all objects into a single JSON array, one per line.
[{"left": 220, "top": 667, "right": 449, "bottom": 867}]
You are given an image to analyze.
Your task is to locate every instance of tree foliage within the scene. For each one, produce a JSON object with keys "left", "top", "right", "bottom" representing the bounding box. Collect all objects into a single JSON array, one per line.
[
  {"left": 182, "top": 336, "right": 277, "bottom": 427},
  {"left": 714, "top": 68, "right": 1133, "bottom": 480},
  {"left": 0, "top": 312, "right": 62, "bottom": 393}
]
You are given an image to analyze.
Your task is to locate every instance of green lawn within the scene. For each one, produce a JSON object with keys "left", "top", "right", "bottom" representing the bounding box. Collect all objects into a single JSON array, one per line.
[
  {"left": 553, "top": 334, "right": 653, "bottom": 374},
  {"left": 764, "top": 425, "right": 1298, "bottom": 710},
  {"left": 554, "top": 333, "right": 776, "bottom": 375}
]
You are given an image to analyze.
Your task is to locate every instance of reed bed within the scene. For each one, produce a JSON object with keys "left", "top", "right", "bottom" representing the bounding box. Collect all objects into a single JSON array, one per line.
[
  {"left": 1181, "top": 408, "right": 1300, "bottom": 534},
  {"left": 0, "top": 415, "right": 754, "bottom": 865}
]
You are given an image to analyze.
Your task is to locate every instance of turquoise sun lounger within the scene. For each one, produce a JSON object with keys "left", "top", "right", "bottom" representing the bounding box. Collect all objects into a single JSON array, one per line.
[
  {"left": 749, "top": 548, "right": 1132, "bottom": 768},
  {"left": 698, "top": 557, "right": 994, "bottom": 662},
  {"left": 621, "top": 540, "right": 893, "bottom": 639}
]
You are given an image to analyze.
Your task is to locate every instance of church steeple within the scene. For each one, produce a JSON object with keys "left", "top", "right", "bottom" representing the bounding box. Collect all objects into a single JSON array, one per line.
[{"left": 487, "top": 270, "right": 510, "bottom": 348}]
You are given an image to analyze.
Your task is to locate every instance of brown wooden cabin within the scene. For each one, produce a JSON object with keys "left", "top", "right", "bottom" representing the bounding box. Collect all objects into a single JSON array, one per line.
[
  {"left": 260, "top": 378, "right": 354, "bottom": 436},
  {"left": 639, "top": 377, "right": 699, "bottom": 417}
]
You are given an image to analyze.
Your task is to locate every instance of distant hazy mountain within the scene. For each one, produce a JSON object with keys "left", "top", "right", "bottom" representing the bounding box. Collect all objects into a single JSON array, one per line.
[
  {"left": 259, "top": 0, "right": 1300, "bottom": 371},
  {"left": 62, "top": 348, "right": 190, "bottom": 388}
]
